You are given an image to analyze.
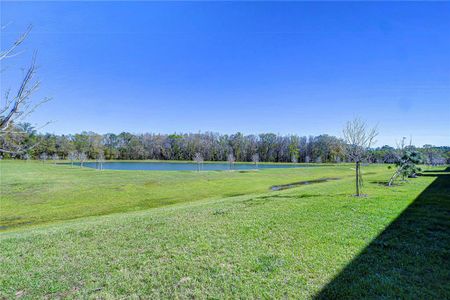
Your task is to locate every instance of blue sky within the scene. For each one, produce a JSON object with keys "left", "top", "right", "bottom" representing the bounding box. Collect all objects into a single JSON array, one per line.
[{"left": 1, "top": 1, "right": 449, "bottom": 146}]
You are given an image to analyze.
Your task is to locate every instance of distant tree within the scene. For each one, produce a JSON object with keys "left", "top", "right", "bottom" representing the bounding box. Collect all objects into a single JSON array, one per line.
[
  {"left": 422, "top": 144, "right": 447, "bottom": 165},
  {"left": 88, "top": 132, "right": 104, "bottom": 159},
  {"left": 12, "top": 128, "right": 448, "bottom": 166},
  {"left": 422, "top": 144, "right": 435, "bottom": 165},
  {"left": 312, "top": 135, "right": 337, "bottom": 162},
  {"left": 259, "top": 133, "right": 277, "bottom": 162},
  {"left": 96, "top": 152, "right": 105, "bottom": 170},
  {"left": 73, "top": 133, "right": 90, "bottom": 156},
  {"left": 230, "top": 132, "right": 245, "bottom": 161},
  {"left": 193, "top": 152, "right": 203, "bottom": 172},
  {"left": 78, "top": 152, "right": 87, "bottom": 167},
  {"left": 68, "top": 151, "right": 77, "bottom": 167},
  {"left": 23, "top": 153, "right": 30, "bottom": 161},
  {"left": 51, "top": 153, "right": 59, "bottom": 165},
  {"left": 39, "top": 152, "right": 48, "bottom": 163},
  {"left": 288, "top": 136, "right": 300, "bottom": 163},
  {"left": 430, "top": 153, "right": 446, "bottom": 165},
  {"left": 252, "top": 153, "right": 259, "bottom": 168},
  {"left": 315, "top": 156, "right": 322, "bottom": 164},
  {"left": 343, "top": 118, "right": 378, "bottom": 197},
  {"left": 56, "top": 135, "right": 73, "bottom": 159},
  {"left": 380, "top": 145, "right": 398, "bottom": 163},
  {"left": 103, "top": 133, "right": 119, "bottom": 159},
  {"left": 227, "top": 153, "right": 235, "bottom": 170}
]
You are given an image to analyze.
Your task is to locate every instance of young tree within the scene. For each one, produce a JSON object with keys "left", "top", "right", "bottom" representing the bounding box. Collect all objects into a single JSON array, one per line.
[
  {"left": 51, "top": 153, "right": 59, "bottom": 165},
  {"left": 193, "top": 152, "right": 203, "bottom": 172},
  {"left": 343, "top": 118, "right": 378, "bottom": 197},
  {"left": 252, "top": 153, "right": 259, "bottom": 168},
  {"left": 96, "top": 152, "right": 105, "bottom": 170},
  {"left": 68, "top": 151, "right": 77, "bottom": 167},
  {"left": 39, "top": 152, "right": 48, "bottom": 163},
  {"left": 227, "top": 153, "right": 235, "bottom": 170},
  {"left": 388, "top": 150, "right": 422, "bottom": 186},
  {"left": 78, "top": 152, "right": 87, "bottom": 167}
]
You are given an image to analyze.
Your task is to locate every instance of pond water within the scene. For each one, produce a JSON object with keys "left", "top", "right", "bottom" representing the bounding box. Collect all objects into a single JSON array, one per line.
[{"left": 77, "top": 161, "right": 312, "bottom": 171}]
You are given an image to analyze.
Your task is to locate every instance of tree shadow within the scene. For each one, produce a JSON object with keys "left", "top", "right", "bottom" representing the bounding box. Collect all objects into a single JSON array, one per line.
[
  {"left": 422, "top": 169, "right": 449, "bottom": 173},
  {"left": 314, "top": 167, "right": 450, "bottom": 299}
]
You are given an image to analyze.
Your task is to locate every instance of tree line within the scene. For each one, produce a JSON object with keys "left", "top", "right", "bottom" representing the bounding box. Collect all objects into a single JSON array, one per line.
[{"left": 1, "top": 124, "right": 449, "bottom": 164}]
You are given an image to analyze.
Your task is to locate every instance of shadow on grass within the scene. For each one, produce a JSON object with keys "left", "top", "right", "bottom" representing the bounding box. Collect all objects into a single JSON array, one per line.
[
  {"left": 421, "top": 169, "right": 449, "bottom": 173},
  {"left": 270, "top": 178, "right": 340, "bottom": 191},
  {"left": 315, "top": 167, "right": 450, "bottom": 299}
]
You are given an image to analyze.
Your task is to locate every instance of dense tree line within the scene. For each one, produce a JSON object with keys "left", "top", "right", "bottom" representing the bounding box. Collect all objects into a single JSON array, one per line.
[
  {"left": 369, "top": 144, "right": 449, "bottom": 165},
  {"left": 1, "top": 123, "right": 449, "bottom": 164}
]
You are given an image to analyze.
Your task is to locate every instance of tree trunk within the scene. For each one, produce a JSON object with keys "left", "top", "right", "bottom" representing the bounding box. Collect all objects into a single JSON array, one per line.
[
  {"left": 356, "top": 161, "right": 360, "bottom": 196},
  {"left": 388, "top": 165, "right": 405, "bottom": 186}
]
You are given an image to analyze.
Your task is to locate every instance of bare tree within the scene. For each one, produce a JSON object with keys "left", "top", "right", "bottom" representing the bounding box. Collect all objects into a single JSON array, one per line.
[
  {"left": 193, "top": 152, "right": 203, "bottom": 172},
  {"left": 252, "top": 153, "right": 259, "bottom": 168},
  {"left": 227, "top": 153, "right": 235, "bottom": 170},
  {"left": 0, "top": 24, "right": 50, "bottom": 154},
  {"left": 78, "top": 152, "right": 87, "bottom": 167},
  {"left": 343, "top": 118, "right": 378, "bottom": 197},
  {"left": 96, "top": 152, "right": 105, "bottom": 170},
  {"left": 51, "top": 153, "right": 59, "bottom": 165},
  {"left": 39, "top": 152, "right": 48, "bottom": 163},
  {"left": 68, "top": 151, "right": 77, "bottom": 167}
]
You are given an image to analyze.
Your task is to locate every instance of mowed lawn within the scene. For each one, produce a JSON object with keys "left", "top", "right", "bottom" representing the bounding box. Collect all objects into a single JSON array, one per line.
[
  {"left": 1, "top": 161, "right": 358, "bottom": 230},
  {"left": 0, "top": 161, "right": 449, "bottom": 298}
]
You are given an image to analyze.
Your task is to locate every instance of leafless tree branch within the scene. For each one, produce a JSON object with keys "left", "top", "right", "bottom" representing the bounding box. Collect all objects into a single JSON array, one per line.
[
  {"left": 0, "top": 24, "right": 32, "bottom": 61},
  {"left": 0, "top": 25, "right": 50, "bottom": 155},
  {"left": 343, "top": 118, "right": 379, "bottom": 196}
]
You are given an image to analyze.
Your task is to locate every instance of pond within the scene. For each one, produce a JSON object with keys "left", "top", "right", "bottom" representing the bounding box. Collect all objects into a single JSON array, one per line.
[{"left": 77, "top": 161, "right": 313, "bottom": 171}]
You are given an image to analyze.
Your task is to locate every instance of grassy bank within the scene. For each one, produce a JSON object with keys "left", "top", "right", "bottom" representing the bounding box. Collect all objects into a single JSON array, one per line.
[
  {"left": 1, "top": 161, "right": 362, "bottom": 230},
  {"left": 0, "top": 161, "right": 448, "bottom": 298}
]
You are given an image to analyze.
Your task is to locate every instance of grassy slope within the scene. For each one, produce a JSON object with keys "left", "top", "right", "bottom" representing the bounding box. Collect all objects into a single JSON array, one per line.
[
  {"left": 1, "top": 161, "right": 354, "bottom": 230},
  {"left": 0, "top": 162, "right": 448, "bottom": 298}
]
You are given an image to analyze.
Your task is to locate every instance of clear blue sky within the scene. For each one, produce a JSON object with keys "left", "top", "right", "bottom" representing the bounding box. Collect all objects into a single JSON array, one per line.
[{"left": 1, "top": 1, "right": 449, "bottom": 146}]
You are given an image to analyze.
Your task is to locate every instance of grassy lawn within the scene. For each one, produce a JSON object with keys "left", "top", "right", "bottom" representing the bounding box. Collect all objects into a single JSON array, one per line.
[
  {"left": 0, "top": 161, "right": 448, "bottom": 298},
  {"left": 1, "top": 161, "right": 357, "bottom": 230}
]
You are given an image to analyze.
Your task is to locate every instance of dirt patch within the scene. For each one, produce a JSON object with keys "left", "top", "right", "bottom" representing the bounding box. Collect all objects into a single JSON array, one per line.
[{"left": 271, "top": 178, "right": 341, "bottom": 191}]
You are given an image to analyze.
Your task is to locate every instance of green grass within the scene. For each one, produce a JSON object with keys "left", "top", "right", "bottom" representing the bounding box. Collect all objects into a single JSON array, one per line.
[
  {"left": 1, "top": 161, "right": 354, "bottom": 230},
  {"left": 0, "top": 161, "right": 448, "bottom": 298}
]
